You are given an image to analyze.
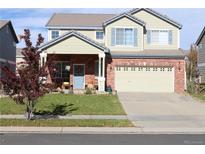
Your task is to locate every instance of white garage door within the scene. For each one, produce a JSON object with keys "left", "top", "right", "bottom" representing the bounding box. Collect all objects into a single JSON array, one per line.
[{"left": 115, "top": 66, "right": 174, "bottom": 92}]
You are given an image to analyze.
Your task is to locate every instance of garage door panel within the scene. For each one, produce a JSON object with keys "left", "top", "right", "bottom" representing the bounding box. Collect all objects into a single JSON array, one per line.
[{"left": 115, "top": 66, "right": 174, "bottom": 92}]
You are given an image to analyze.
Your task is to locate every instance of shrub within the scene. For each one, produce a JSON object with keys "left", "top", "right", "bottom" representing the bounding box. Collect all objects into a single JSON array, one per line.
[
  {"left": 187, "top": 81, "right": 197, "bottom": 94},
  {"left": 187, "top": 81, "right": 205, "bottom": 94},
  {"left": 85, "top": 87, "right": 92, "bottom": 95}
]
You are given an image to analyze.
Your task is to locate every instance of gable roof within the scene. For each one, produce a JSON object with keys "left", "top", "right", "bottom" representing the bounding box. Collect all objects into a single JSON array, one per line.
[
  {"left": 39, "top": 30, "right": 109, "bottom": 52},
  {"left": 46, "top": 13, "right": 115, "bottom": 29},
  {"left": 196, "top": 26, "right": 205, "bottom": 45},
  {"left": 103, "top": 13, "right": 145, "bottom": 27},
  {"left": 46, "top": 9, "right": 181, "bottom": 30},
  {"left": 127, "top": 8, "right": 182, "bottom": 29},
  {"left": 0, "top": 20, "right": 19, "bottom": 43}
]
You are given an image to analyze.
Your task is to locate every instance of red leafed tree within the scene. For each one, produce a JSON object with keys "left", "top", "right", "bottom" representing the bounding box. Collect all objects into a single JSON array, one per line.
[{"left": 0, "top": 29, "right": 54, "bottom": 120}]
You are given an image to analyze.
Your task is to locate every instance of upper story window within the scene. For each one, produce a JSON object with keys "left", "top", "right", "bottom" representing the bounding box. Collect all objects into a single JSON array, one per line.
[
  {"left": 96, "top": 31, "right": 104, "bottom": 40},
  {"left": 51, "top": 30, "right": 59, "bottom": 39},
  {"left": 147, "top": 30, "right": 172, "bottom": 45},
  {"left": 116, "top": 28, "right": 134, "bottom": 46},
  {"left": 111, "top": 28, "right": 138, "bottom": 47}
]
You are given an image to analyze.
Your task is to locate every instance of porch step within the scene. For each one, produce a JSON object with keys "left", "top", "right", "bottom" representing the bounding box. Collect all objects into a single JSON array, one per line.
[{"left": 73, "top": 90, "right": 85, "bottom": 94}]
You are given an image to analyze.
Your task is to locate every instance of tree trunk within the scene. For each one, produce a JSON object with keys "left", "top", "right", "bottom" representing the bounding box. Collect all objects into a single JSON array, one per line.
[{"left": 26, "top": 101, "right": 33, "bottom": 120}]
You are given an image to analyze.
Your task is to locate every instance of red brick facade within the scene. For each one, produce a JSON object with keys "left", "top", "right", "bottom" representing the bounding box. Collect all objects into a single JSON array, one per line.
[
  {"left": 48, "top": 54, "right": 98, "bottom": 87},
  {"left": 106, "top": 58, "right": 185, "bottom": 94},
  {"left": 47, "top": 54, "right": 185, "bottom": 93}
]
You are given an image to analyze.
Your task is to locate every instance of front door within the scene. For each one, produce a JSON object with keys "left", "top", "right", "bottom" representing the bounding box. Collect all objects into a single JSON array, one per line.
[{"left": 73, "top": 64, "right": 85, "bottom": 89}]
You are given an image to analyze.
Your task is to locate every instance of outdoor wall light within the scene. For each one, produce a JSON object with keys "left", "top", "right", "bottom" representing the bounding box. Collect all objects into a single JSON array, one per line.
[
  {"left": 178, "top": 62, "right": 181, "bottom": 71},
  {"left": 65, "top": 66, "right": 70, "bottom": 71},
  {"left": 110, "top": 65, "right": 112, "bottom": 70}
]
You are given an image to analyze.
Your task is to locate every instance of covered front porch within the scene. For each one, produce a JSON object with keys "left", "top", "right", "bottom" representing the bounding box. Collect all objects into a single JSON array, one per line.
[
  {"left": 38, "top": 31, "right": 108, "bottom": 92},
  {"left": 40, "top": 53, "right": 106, "bottom": 92}
]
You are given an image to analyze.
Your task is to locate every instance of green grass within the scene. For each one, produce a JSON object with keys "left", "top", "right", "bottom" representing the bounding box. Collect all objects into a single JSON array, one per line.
[
  {"left": 191, "top": 93, "right": 205, "bottom": 102},
  {"left": 0, "top": 119, "right": 133, "bottom": 127},
  {"left": 0, "top": 94, "right": 126, "bottom": 115}
]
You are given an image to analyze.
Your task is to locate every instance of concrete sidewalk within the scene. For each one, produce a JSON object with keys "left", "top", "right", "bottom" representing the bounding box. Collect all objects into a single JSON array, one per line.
[
  {"left": 0, "top": 115, "right": 128, "bottom": 120},
  {"left": 1, "top": 126, "right": 205, "bottom": 134}
]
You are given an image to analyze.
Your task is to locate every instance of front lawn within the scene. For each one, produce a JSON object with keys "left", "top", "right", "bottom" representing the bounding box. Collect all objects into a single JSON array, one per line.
[
  {"left": 0, "top": 119, "right": 133, "bottom": 127},
  {"left": 0, "top": 94, "right": 126, "bottom": 115},
  {"left": 191, "top": 93, "right": 205, "bottom": 102}
]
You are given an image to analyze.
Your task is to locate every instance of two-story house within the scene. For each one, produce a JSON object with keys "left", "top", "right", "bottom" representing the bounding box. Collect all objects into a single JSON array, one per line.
[
  {"left": 39, "top": 8, "right": 185, "bottom": 93},
  {"left": 0, "top": 20, "right": 18, "bottom": 79}
]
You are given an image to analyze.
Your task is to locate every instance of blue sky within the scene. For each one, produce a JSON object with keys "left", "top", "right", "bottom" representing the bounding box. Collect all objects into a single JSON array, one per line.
[{"left": 0, "top": 8, "right": 204, "bottom": 50}]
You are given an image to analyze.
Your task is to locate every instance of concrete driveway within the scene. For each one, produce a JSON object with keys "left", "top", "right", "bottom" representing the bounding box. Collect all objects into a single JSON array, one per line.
[{"left": 118, "top": 93, "right": 205, "bottom": 129}]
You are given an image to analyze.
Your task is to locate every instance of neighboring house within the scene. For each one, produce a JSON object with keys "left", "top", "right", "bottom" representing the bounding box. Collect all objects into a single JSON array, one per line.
[
  {"left": 196, "top": 26, "right": 205, "bottom": 83},
  {"left": 0, "top": 20, "right": 19, "bottom": 79},
  {"left": 16, "top": 48, "right": 24, "bottom": 69},
  {"left": 39, "top": 8, "right": 186, "bottom": 93}
]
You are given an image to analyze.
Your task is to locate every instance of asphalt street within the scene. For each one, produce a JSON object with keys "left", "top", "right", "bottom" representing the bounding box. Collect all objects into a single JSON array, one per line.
[{"left": 0, "top": 133, "right": 205, "bottom": 145}]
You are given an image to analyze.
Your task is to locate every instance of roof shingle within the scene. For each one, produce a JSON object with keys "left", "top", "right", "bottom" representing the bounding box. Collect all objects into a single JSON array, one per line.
[
  {"left": 111, "top": 49, "right": 185, "bottom": 59},
  {"left": 46, "top": 13, "right": 115, "bottom": 28}
]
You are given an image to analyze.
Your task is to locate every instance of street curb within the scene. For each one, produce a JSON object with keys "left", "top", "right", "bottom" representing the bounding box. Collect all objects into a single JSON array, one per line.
[
  {"left": 1, "top": 127, "right": 205, "bottom": 134},
  {"left": 0, "top": 115, "right": 128, "bottom": 120}
]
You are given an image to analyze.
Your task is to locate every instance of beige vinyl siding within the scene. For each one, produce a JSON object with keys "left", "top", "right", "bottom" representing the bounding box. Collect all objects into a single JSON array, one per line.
[
  {"left": 105, "top": 17, "right": 144, "bottom": 52},
  {"left": 132, "top": 10, "right": 179, "bottom": 50},
  {"left": 45, "top": 36, "right": 103, "bottom": 54},
  {"left": 60, "top": 30, "right": 95, "bottom": 39},
  {"left": 48, "top": 29, "right": 104, "bottom": 44}
]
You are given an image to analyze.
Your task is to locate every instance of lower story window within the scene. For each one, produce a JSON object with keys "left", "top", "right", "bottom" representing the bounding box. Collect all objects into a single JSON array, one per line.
[
  {"left": 131, "top": 67, "right": 136, "bottom": 71},
  {"left": 124, "top": 67, "right": 128, "bottom": 71},
  {"left": 138, "top": 67, "right": 143, "bottom": 71},
  {"left": 167, "top": 68, "right": 173, "bottom": 71},
  {"left": 54, "top": 61, "right": 70, "bottom": 82},
  {"left": 146, "top": 67, "right": 150, "bottom": 71},
  {"left": 116, "top": 67, "right": 121, "bottom": 71}
]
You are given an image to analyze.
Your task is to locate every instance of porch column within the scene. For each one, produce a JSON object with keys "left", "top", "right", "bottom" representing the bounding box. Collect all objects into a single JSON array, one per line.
[
  {"left": 102, "top": 55, "right": 105, "bottom": 78},
  {"left": 40, "top": 52, "right": 47, "bottom": 67},
  {"left": 44, "top": 53, "right": 47, "bottom": 64},
  {"left": 98, "top": 53, "right": 105, "bottom": 92}
]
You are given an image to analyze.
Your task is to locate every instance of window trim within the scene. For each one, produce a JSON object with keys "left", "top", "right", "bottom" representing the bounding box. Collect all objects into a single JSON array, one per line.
[
  {"left": 114, "top": 27, "right": 136, "bottom": 47},
  {"left": 95, "top": 31, "right": 104, "bottom": 40},
  {"left": 54, "top": 61, "right": 70, "bottom": 81},
  {"left": 149, "top": 29, "right": 170, "bottom": 45}
]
